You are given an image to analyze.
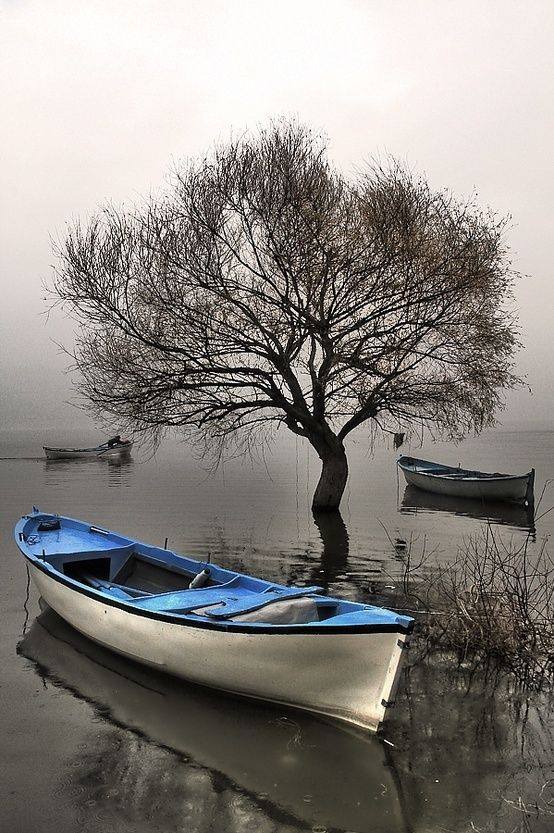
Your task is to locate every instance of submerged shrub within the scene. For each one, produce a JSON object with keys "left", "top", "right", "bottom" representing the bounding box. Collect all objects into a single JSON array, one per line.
[{"left": 396, "top": 528, "right": 554, "bottom": 688}]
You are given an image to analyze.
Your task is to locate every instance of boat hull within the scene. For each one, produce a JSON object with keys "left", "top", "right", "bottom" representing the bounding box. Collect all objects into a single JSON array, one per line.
[
  {"left": 401, "top": 467, "right": 531, "bottom": 502},
  {"left": 28, "top": 563, "right": 407, "bottom": 731},
  {"left": 20, "top": 608, "right": 408, "bottom": 833},
  {"left": 43, "top": 443, "right": 133, "bottom": 460}
]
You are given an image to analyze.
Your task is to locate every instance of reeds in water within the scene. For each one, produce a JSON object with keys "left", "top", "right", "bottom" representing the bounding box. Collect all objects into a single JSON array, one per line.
[{"left": 395, "top": 527, "right": 554, "bottom": 689}]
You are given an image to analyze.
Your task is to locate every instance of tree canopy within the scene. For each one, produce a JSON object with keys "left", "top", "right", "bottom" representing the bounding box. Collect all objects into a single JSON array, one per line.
[{"left": 52, "top": 121, "right": 520, "bottom": 510}]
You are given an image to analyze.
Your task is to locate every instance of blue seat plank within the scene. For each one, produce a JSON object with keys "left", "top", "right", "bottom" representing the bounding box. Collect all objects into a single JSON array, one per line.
[
  {"left": 127, "top": 578, "right": 243, "bottom": 611},
  {"left": 204, "top": 586, "right": 322, "bottom": 619},
  {"left": 80, "top": 574, "right": 321, "bottom": 617}
]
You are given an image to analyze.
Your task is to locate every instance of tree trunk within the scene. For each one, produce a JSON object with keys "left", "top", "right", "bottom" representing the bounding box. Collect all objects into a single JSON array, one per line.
[{"left": 311, "top": 443, "right": 349, "bottom": 512}]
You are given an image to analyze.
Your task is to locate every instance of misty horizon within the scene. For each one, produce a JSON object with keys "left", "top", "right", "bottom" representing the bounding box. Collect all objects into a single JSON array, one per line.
[{"left": 1, "top": 1, "right": 553, "bottom": 436}]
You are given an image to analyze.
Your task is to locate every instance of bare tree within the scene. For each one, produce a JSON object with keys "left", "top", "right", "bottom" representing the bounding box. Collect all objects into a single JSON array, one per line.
[{"left": 52, "top": 121, "right": 520, "bottom": 510}]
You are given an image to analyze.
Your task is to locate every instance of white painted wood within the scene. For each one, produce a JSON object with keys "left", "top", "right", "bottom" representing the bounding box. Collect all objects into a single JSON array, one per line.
[
  {"left": 29, "top": 565, "right": 408, "bottom": 732},
  {"left": 401, "top": 467, "right": 530, "bottom": 502}
]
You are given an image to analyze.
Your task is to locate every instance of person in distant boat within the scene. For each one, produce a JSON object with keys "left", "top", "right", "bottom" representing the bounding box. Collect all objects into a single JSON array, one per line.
[{"left": 106, "top": 435, "right": 131, "bottom": 447}]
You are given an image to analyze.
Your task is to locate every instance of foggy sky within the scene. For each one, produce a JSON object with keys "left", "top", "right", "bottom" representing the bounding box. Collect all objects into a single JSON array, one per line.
[{"left": 1, "top": 0, "right": 553, "bottom": 431}]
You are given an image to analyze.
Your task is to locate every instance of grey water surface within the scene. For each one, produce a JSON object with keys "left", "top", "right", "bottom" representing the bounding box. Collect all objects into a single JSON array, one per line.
[{"left": 1, "top": 427, "right": 553, "bottom": 833}]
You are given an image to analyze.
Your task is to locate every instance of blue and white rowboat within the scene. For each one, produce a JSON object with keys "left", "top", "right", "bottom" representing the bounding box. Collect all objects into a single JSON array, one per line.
[
  {"left": 15, "top": 509, "right": 413, "bottom": 732},
  {"left": 398, "top": 456, "right": 534, "bottom": 505}
]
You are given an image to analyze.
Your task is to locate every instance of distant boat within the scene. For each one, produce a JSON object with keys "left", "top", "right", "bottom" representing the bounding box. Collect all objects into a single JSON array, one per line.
[
  {"left": 397, "top": 456, "right": 534, "bottom": 505},
  {"left": 15, "top": 509, "right": 413, "bottom": 732},
  {"left": 43, "top": 435, "right": 133, "bottom": 460}
]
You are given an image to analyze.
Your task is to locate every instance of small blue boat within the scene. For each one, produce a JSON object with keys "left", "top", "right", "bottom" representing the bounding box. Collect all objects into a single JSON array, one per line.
[{"left": 15, "top": 508, "right": 413, "bottom": 731}]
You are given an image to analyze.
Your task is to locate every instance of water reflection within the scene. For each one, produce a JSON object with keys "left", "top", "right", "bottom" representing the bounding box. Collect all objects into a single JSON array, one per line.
[
  {"left": 387, "top": 651, "right": 554, "bottom": 833},
  {"left": 7, "top": 429, "right": 554, "bottom": 832},
  {"left": 18, "top": 606, "right": 410, "bottom": 833},
  {"left": 400, "top": 484, "right": 536, "bottom": 533},
  {"left": 44, "top": 457, "right": 135, "bottom": 488},
  {"left": 310, "top": 509, "right": 349, "bottom": 587}
]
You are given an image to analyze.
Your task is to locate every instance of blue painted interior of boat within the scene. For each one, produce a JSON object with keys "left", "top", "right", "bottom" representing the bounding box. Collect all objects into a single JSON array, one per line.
[
  {"left": 397, "top": 455, "right": 515, "bottom": 479},
  {"left": 15, "top": 510, "right": 413, "bottom": 632}
]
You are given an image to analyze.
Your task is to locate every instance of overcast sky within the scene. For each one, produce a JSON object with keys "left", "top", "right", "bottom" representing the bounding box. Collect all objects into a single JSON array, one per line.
[{"left": 1, "top": 0, "right": 553, "bottom": 432}]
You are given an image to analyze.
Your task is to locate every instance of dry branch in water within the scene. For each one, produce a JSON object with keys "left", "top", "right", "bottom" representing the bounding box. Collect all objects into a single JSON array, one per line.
[
  {"left": 51, "top": 120, "right": 521, "bottom": 509},
  {"left": 398, "top": 528, "right": 554, "bottom": 688}
]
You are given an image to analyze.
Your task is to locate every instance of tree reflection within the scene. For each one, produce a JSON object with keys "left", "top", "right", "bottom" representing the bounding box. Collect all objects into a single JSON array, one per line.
[{"left": 310, "top": 509, "right": 349, "bottom": 588}]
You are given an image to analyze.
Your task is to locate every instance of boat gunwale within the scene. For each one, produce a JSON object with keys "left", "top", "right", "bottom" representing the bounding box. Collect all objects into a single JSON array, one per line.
[
  {"left": 15, "top": 517, "right": 413, "bottom": 637},
  {"left": 23, "top": 556, "right": 413, "bottom": 635},
  {"left": 397, "top": 456, "right": 532, "bottom": 483}
]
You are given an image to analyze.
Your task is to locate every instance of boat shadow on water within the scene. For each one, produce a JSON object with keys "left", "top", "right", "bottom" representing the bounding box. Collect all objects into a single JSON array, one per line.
[
  {"left": 17, "top": 605, "right": 411, "bottom": 833},
  {"left": 400, "top": 484, "right": 536, "bottom": 534}
]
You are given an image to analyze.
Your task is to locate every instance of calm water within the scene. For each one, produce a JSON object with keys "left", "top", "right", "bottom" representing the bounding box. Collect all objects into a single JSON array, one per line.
[{"left": 1, "top": 427, "right": 553, "bottom": 832}]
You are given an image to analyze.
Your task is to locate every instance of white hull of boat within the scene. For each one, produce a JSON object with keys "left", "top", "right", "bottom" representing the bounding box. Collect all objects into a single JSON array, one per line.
[
  {"left": 29, "top": 564, "right": 408, "bottom": 731},
  {"left": 21, "top": 609, "right": 407, "bottom": 832},
  {"left": 401, "top": 467, "right": 530, "bottom": 503},
  {"left": 44, "top": 443, "right": 133, "bottom": 460}
]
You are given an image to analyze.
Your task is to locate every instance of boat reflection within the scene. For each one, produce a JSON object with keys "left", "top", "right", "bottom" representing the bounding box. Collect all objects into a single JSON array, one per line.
[
  {"left": 43, "top": 456, "right": 135, "bottom": 487},
  {"left": 400, "top": 484, "right": 535, "bottom": 533},
  {"left": 18, "top": 605, "right": 410, "bottom": 833}
]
